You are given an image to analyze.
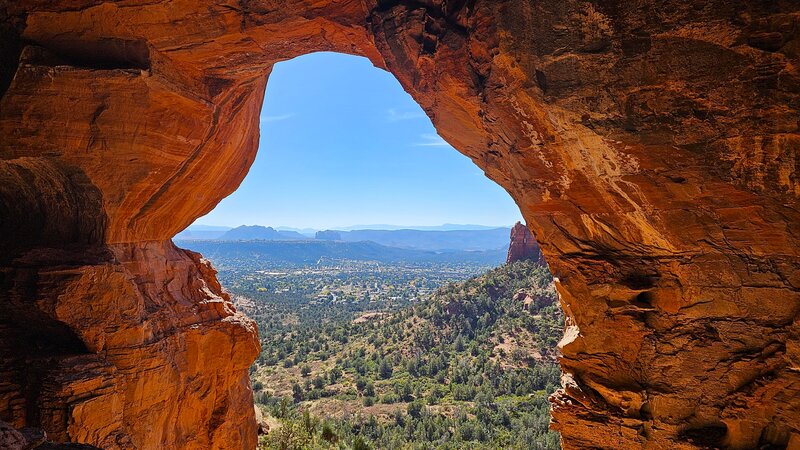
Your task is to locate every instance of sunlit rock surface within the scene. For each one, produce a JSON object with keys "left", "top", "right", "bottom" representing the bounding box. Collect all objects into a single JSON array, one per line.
[
  {"left": 1, "top": 1, "right": 798, "bottom": 449},
  {"left": 507, "top": 222, "right": 543, "bottom": 264}
]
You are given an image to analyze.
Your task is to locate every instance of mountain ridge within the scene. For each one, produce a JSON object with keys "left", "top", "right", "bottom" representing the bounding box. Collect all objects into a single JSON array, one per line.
[
  {"left": 177, "top": 225, "right": 513, "bottom": 252},
  {"left": 317, "top": 227, "right": 510, "bottom": 251},
  {"left": 218, "top": 225, "right": 307, "bottom": 241},
  {"left": 177, "top": 239, "right": 507, "bottom": 268}
]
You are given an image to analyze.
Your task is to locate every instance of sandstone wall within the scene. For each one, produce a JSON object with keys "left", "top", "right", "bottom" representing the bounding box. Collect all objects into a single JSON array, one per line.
[{"left": 1, "top": 1, "right": 798, "bottom": 448}]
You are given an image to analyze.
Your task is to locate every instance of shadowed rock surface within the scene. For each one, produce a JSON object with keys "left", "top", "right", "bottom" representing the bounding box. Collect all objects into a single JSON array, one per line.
[
  {"left": 0, "top": 420, "right": 103, "bottom": 449},
  {"left": 0, "top": 1, "right": 798, "bottom": 449}
]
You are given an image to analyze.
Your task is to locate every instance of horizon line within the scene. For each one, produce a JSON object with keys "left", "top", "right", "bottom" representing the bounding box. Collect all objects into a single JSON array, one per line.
[{"left": 189, "top": 222, "right": 520, "bottom": 229}]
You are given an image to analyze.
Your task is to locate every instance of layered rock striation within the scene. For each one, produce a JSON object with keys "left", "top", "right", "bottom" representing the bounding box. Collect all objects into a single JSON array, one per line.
[
  {"left": 0, "top": 239, "right": 259, "bottom": 449},
  {"left": 1, "top": 1, "right": 799, "bottom": 449}
]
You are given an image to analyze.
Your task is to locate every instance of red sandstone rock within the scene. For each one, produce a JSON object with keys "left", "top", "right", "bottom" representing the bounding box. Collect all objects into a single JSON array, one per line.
[
  {"left": 0, "top": 1, "right": 799, "bottom": 449},
  {"left": 0, "top": 241, "right": 259, "bottom": 449},
  {"left": 507, "top": 222, "right": 542, "bottom": 264},
  {"left": 0, "top": 420, "right": 101, "bottom": 449}
]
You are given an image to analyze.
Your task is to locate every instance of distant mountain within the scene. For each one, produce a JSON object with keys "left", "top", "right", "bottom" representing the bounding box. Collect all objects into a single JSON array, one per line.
[
  {"left": 219, "top": 225, "right": 307, "bottom": 241},
  {"left": 174, "top": 224, "right": 232, "bottom": 240},
  {"left": 413, "top": 224, "right": 508, "bottom": 231},
  {"left": 336, "top": 223, "right": 509, "bottom": 231},
  {"left": 316, "top": 227, "right": 511, "bottom": 251},
  {"left": 174, "top": 224, "right": 513, "bottom": 251},
  {"left": 275, "top": 226, "right": 317, "bottom": 236},
  {"left": 315, "top": 230, "right": 342, "bottom": 241},
  {"left": 188, "top": 224, "right": 233, "bottom": 231},
  {"left": 177, "top": 240, "right": 506, "bottom": 267}
]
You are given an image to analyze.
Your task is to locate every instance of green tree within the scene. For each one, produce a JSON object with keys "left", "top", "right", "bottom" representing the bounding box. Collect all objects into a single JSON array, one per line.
[
  {"left": 378, "top": 359, "right": 393, "bottom": 379},
  {"left": 321, "top": 422, "right": 337, "bottom": 443},
  {"left": 291, "top": 383, "right": 303, "bottom": 403},
  {"left": 407, "top": 399, "right": 424, "bottom": 418}
]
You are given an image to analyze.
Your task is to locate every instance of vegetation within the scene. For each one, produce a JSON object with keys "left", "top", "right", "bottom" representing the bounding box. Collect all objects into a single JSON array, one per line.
[{"left": 240, "top": 259, "right": 563, "bottom": 449}]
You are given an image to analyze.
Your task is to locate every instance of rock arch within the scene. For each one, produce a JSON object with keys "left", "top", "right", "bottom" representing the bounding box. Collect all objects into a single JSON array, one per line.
[{"left": 1, "top": 1, "right": 798, "bottom": 449}]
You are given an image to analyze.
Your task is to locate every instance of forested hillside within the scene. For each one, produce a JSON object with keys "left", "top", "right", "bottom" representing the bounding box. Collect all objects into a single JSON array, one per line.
[{"left": 246, "top": 259, "right": 563, "bottom": 449}]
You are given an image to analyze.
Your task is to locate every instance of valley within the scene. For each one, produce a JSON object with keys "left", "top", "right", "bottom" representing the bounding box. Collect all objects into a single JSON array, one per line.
[{"left": 181, "top": 230, "right": 563, "bottom": 450}]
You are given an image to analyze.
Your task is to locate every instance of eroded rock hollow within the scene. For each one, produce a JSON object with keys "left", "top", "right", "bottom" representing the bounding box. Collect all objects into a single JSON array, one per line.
[{"left": 1, "top": 1, "right": 798, "bottom": 449}]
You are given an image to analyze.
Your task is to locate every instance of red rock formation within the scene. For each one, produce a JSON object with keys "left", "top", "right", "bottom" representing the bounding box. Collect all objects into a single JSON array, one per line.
[
  {"left": 0, "top": 240, "right": 259, "bottom": 449},
  {"left": 0, "top": 1, "right": 799, "bottom": 449},
  {"left": 0, "top": 419, "right": 101, "bottom": 449},
  {"left": 507, "top": 222, "right": 543, "bottom": 263}
]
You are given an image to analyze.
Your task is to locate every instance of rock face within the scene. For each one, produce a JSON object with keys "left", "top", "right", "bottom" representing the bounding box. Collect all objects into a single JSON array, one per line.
[
  {"left": 0, "top": 1, "right": 798, "bottom": 449},
  {"left": 507, "top": 222, "right": 543, "bottom": 264},
  {"left": 0, "top": 240, "right": 260, "bottom": 449},
  {"left": 0, "top": 419, "right": 102, "bottom": 450}
]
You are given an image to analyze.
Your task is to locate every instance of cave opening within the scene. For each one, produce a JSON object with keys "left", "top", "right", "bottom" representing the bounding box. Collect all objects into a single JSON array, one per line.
[
  {"left": 174, "top": 51, "right": 563, "bottom": 449},
  {"left": 4, "top": 2, "right": 797, "bottom": 448},
  {"left": 185, "top": 51, "right": 523, "bottom": 233}
]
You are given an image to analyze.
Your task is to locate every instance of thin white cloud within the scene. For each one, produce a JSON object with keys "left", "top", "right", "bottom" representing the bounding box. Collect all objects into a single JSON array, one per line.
[
  {"left": 260, "top": 113, "right": 296, "bottom": 123},
  {"left": 387, "top": 108, "right": 426, "bottom": 122},
  {"left": 415, "top": 133, "right": 451, "bottom": 147}
]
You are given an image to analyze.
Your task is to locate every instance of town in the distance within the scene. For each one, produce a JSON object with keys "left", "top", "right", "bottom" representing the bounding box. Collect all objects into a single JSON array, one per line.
[{"left": 176, "top": 222, "right": 563, "bottom": 450}]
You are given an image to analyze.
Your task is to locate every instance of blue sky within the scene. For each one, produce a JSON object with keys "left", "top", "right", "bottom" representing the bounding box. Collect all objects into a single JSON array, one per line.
[{"left": 193, "top": 52, "right": 522, "bottom": 229}]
